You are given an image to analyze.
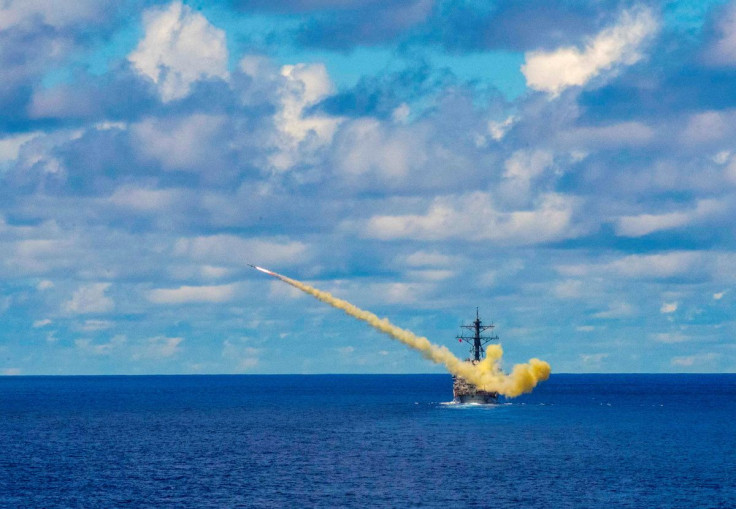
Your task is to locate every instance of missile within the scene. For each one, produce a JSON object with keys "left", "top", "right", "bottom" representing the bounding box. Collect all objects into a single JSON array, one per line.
[{"left": 249, "top": 264, "right": 276, "bottom": 276}]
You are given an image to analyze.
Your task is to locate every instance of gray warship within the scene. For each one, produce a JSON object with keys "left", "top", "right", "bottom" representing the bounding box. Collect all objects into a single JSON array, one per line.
[{"left": 452, "top": 309, "right": 499, "bottom": 404}]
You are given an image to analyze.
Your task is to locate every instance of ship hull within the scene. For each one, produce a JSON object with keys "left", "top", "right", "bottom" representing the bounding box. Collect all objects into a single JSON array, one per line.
[
  {"left": 452, "top": 375, "right": 498, "bottom": 404},
  {"left": 453, "top": 393, "right": 498, "bottom": 404}
]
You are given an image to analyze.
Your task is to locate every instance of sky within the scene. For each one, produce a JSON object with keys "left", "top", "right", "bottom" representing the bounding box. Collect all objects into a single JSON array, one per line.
[{"left": 1, "top": 0, "right": 735, "bottom": 375}]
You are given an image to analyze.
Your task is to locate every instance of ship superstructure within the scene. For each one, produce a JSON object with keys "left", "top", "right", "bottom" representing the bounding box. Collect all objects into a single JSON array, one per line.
[{"left": 452, "top": 309, "right": 499, "bottom": 404}]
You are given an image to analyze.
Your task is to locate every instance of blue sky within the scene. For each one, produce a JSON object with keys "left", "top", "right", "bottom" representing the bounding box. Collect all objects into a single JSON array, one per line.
[{"left": 1, "top": 0, "right": 735, "bottom": 375}]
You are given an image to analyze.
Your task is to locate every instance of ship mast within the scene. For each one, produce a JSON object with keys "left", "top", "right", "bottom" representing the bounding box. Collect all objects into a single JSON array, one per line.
[{"left": 456, "top": 308, "right": 499, "bottom": 361}]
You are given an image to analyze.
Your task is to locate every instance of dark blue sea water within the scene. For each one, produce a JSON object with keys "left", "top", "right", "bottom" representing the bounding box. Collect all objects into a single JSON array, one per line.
[{"left": 1, "top": 374, "right": 735, "bottom": 508}]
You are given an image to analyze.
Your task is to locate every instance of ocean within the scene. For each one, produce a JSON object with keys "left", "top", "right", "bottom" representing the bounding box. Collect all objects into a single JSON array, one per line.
[{"left": 1, "top": 374, "right": 734, "bottom": 508}]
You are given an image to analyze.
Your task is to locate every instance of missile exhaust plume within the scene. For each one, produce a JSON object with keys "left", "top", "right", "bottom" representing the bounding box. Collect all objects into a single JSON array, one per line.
[
  {"left": 252, "top": 266, "right": 551, "bottom": 398},
  {"left": 252, "top": 265, "right": 275, "bottom": 276}
]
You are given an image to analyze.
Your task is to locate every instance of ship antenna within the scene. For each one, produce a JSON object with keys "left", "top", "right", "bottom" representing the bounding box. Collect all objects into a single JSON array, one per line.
[{"left": 456, "top": 309, "right": 499, "bottom": 361}]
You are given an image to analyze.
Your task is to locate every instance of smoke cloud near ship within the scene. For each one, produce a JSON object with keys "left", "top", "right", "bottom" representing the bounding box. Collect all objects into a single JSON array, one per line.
[{"left": 253, "top": 266, "right": 551, "bottom": 398}]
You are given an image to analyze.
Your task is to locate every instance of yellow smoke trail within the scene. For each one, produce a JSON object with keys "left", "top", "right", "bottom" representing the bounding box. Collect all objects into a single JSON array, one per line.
[{"left": 256, "top": 266, "right": 551, "bottom": 398}]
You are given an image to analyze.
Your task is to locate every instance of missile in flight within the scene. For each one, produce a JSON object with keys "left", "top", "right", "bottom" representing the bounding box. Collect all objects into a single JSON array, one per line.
[
  {"left": 248, "top": 264, "right": 275, "bottom": 276},
  {"left": 248, "top": 263, "right": 551, "bottom": 397}
]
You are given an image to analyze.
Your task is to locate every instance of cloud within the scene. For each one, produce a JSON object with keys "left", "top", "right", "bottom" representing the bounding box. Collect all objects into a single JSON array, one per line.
[
  {"left": 704, "top": 2, "right": 736, "bottom": 66},
  {"left": 371, "top": 282, "right": 427, "bottom": 305},
  {"left": 560, "top": 252, "right": 704, "bottom": 280},
  {"left": 423, "top": 1, "right": 617, "bottom": 53},
  {"left": 652, "top": 332, "right": 690, "bottom": 344},
  {"left": 557, "top": 121, "right": 655, "bottom": 149},
  {"left": 0, "top": 25, "right": 71, "bottom": 125},
  {"left": 36, "top": 280, "right": 54, "bottom": 290},
  {"left": 108, "top": 185, "right": 182, "bottom": 212},
  {"left": 147, "top": 284, "right": 237, "bottom": 304},
  {"left": 268, "top": 280, "right": 305, "bottom": 300},
  {"left": 270, "top": 63, "right": 341, "bottom": 170},
  {"left": 75, "top": 335, "right": 126, "bottom": 355},
  {"left": 222, "top": 339, "right": 260, "bottom": 371},
  {"left": 403, "top": 250, "right": 457, "bottom": 268},
  {"left": 32, "top": 319, "right": 52, "bottom": 328},
  {"left": 316, "top": 63, "right": 438, "bottom": 120},
  {"left": 606, "top": 252, "right": 701, "bottom": 279},
  {"left": 579, "top": 353, "right": 609, "bottom": 368},
  {"left": 615, "top": 199, "right": 729, "bottom": 238},
  {"left": 593, "top": 302, "right": 635, "bottom": 319},
  {"left": 77, "top": 320, "right": 114, "bottom": 332},
  {"left": 501, "top": 149, "right": 555, "bottom": 204},
  {"left": 63, "top": 283, "right": 114, "bottom": 314},
  {"left": 330, "top": 117, "right": 428, "bottom": 183},
  {"left": 680, "top": 110, "right": 736, "bottom": 146},
  {"left": 200, "top": 265, "right": 230, "bottom": 279},
  {"left": 522, "top": 8, "right": 658, "bottom": 95},
  {"left": 128, "top": 1, "right": 228, "bottom": 102},
  {"left": 174, "top": 235, "right": 308, "bottom": 267},
  {"left": 406, "top": 269, "right": 454, "bottom": 281},
  {"left": 1, "top": 368, "right": 21, "bottom": 376},
  {"left": 504, "top": 149, "right": 554, "bottom": 181},
  {"left": 133, "top": 336, "right": 183, "bottom": 359},
  {"left": 488, "top": 116, "right": 516, "bottom": 141},
  {"left": 0, "top": 0, "right": 107, "bottom": 30},
  {"left": 0, "top": 132, "right": 41, "bottom": 163},
  {"left": 2, "top": 0, "right": 736, "bottom": 377},
  {"left": 671, "top": 352, "right": 719, "bottom": 368},
  {"left": 363, "top": 192, "right": 580, "bottom": 245},
  {"left": 554, "top": 280, "right": 584, "bottom": 299},
  {"left": 131, "top": 114, "right": 228, "bottom": 172},
  {"left": 660, "top": 302, "right": 678, "bottom": 314}
]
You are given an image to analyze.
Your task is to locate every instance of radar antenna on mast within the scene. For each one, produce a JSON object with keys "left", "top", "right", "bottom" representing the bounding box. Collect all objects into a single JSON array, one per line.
[{"left": 456, "top": 307, "right": 499, "bottom": 361}]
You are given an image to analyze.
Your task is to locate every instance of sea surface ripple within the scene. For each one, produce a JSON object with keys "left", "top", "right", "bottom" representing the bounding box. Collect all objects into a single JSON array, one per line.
[{"left": 1, "top": 374, "right": 734, "bottom": 508}]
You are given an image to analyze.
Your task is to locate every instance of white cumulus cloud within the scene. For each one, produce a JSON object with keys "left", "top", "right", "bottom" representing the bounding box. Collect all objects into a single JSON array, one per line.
[
  {"left": 660, "top": 302, "right": 678, "bottom": 314},
  {"left": 63, "top": 283, "right": 114, "bottom": 314},
  {"left": 363, "top": 192, "right": 579, "bottom": 245},
  {"left": 134, "top": 336, "right": 183, "bottom": 359},
  {"left": 593, "top": 302, "right": 635, "bottom": 319},
  {"left": 75, "top": 335, "right": 126, "bottom": 356},
  {"left": 671, "top": 352, "right": 719, "bottom": 368},
  {"left": 606, "top": 252, "right": 701, "bottom": 279},
  {"left": 652, "top": 332, "right": 690, "bottom": 343},
  {"left": 522, "top": 8, "right": 658, "bottom": 95},
  {"left": 147, "top": 284, "right": 237, "bottom": 304},
  {"left": 331, "top": 118, "right": 427, "bottom": 182},
  {"left": 270, "top": 63, "right": 342, "bottom": 170},
  {"left": 128, "top": 1, "right": 228, "bottom": 102},
  {"left": 615, "top": 199, "right": 726, "bottom": 237},
  {"left": 560, "top": 252, "right": 703, "bottom": 280},
  {"left": 0, "top": 132, "right": 41, "bottom": 163}
]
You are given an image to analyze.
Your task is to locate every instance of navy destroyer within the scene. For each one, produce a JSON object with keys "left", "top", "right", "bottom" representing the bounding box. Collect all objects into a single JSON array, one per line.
[{"left": 452, "top": 309, "right": 499, "bottom": 404}]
